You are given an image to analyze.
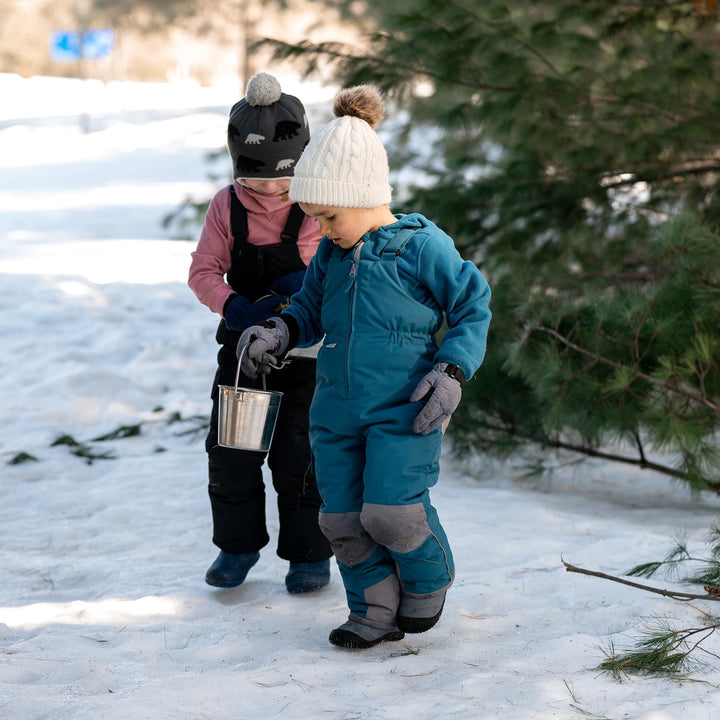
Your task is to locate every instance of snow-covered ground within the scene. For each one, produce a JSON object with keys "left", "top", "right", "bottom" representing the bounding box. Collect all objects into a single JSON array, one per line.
[{"left": 1, "top": 73, "right": 720, "bottom": 720}]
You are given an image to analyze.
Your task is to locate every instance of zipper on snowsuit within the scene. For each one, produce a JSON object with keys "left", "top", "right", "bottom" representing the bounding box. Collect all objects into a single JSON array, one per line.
[{"left": 345, "top": 240, "right": 364, "bottom": 395}]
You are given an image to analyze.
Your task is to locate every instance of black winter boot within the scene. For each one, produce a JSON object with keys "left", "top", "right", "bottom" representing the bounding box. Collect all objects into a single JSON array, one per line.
[
  {"left": 285, "top": 559, "right": 331, "bottom": 594},
  {"left": 205, "top": 550, "right": 260, "bottom": 588},
  {"left": 396, "top": 593, "right": 445, "bottom": 633},
  {"left": 329, "top": 619, "right": 404, "bottom": 649}
]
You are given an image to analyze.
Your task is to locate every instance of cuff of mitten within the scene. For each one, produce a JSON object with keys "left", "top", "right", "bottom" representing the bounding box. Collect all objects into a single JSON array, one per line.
[
  {"left": 280, "top": 313, "right": 300, "bottom": 350},
  {"left": 222, "top": 293, "right": 239, "bottom": 317}
]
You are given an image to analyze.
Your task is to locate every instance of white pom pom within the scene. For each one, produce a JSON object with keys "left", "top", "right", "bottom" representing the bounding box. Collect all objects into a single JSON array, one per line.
[{"left": 246, "top": 73, "right": 282, "bottom": 107}]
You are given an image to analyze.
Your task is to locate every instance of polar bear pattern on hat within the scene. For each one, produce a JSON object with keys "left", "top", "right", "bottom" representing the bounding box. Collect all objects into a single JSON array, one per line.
[{"left": 227, "top": 72, "right": 310, "bottom": 180}]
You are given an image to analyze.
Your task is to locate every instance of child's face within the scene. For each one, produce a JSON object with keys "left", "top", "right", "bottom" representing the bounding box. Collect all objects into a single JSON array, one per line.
[
  {"left": 239, "top": 178, "right": 291, "bottom": 197},
  {"left": 298, "top": 203, "right": 380, "bottom": 250}
]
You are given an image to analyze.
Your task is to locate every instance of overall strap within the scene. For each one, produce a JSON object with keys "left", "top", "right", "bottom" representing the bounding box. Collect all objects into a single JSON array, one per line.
[
  {"left": 226, "top": 185, "right": 308, "bottom": 300},
  {"left": 228, "top": 185, "right": 249, "bottom": 256},
  {"left": 380, "top": 227, "right": 418, "bottom": 259},
  {"left": 280, "top": 202, "right": 306, "bottom": 244},
  {"left": 229, "top": 185, "right": 306, "bottom": 250}
]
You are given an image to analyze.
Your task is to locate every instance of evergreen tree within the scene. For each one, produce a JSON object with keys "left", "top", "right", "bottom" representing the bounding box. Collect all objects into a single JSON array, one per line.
[{"left": 263, "top": 0, "right": 720, "bottom": 490}]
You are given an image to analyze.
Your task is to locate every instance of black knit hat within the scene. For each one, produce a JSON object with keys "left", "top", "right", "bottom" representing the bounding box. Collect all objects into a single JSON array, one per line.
[{"left": 227, "top": 72, "right": 310, "bottom": 180}]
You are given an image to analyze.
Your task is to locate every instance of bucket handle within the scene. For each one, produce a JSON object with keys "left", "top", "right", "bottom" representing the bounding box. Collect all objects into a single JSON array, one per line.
[{"left": 234, "top": 345, "right": 289, "bottom": 392}]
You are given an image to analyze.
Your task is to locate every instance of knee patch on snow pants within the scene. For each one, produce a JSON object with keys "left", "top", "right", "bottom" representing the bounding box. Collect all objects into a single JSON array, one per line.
[
  {"left": 318, "top": 511, "right": 376, "bottom": 566},
  {"left": 362, "top": 501, "right": 455, "bottom": 595},
  {"left": 360, "top": 502, "right": 430, "bottom": 553}
]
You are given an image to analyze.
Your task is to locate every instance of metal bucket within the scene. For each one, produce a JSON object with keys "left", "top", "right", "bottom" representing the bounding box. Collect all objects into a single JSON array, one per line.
[{"left": 217, "top": 349, "right": 283, "bottom": 451}]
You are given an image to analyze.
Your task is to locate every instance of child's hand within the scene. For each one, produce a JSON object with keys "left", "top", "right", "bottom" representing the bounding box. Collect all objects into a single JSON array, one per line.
[
  {"left": 410, "top": 363, "right": 465, "bottom": 435},
  {"left": 224, "top": 294, "right": 288, "bottom": 332},
  {"left": 236, "top": 318, "right": 290, "bottom": 379},
  {"left": 268, "top": 270, "right": 305, "bottom": 298}
]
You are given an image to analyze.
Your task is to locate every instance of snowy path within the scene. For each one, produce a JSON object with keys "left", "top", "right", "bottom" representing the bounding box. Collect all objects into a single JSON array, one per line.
[{"left": 1, "top": 75, "right": 720, "bottom": 720}]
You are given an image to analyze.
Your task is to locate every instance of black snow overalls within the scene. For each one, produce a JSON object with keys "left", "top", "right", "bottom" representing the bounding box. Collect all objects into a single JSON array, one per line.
[{"left": 205, "top": 186, "right": 332, "bottom": 563}]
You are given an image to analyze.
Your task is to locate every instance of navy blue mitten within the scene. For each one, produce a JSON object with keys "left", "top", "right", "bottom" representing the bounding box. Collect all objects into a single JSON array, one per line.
[
  {"left": 224, "top": 294, "right": 288, "bottom": 332},
  {"left": 268, "top": 270, "right": 305, "bottom": 298}
]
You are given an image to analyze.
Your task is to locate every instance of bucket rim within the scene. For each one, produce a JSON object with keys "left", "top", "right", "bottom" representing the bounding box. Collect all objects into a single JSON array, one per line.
[{"left": 218, "top": 384, "right": 283, "bottom": 398}]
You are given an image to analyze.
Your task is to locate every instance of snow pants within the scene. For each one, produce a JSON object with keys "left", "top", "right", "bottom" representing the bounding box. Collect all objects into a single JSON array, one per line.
[
  {"left": 206, "top": 345, "right": 332, "bottom": 563},
  {"left": 303, "top": 226, "right": 455, "bottom": 629},
  {"left": 311, "top": 400, "right": 454, "bottom": 630}
]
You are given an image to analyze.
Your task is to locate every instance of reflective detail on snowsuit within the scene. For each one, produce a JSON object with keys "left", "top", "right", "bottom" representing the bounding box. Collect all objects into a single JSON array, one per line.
[
  {"left": 206, "top": 194, "right": 331, "bottom": 562},
  {"left": 309, "top": 226, "right": 454, "bottom": 622}
]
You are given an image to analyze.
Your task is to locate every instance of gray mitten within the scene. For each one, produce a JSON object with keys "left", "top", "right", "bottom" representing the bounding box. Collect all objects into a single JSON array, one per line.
[
  {"left": 236, "top": 317, "right": 290, "bottom": 379},
  {"left": 410, "top": 363, "right": 464, "bottom": 435}
]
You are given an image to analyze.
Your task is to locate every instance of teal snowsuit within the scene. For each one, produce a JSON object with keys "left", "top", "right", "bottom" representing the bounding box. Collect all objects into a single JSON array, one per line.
[{"left": 282, "top": 213, "right": 491, "bottom": 631}]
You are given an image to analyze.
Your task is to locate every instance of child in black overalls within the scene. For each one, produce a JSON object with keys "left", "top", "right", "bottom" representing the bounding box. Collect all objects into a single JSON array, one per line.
[{"left": 188, "top": 73, "right": 332, "bottom": 593}]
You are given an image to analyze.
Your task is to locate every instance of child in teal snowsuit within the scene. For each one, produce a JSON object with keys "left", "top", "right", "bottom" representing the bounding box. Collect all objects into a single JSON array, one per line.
[{"left": 237, "top": 85, "right": 491, "bottom": 649}]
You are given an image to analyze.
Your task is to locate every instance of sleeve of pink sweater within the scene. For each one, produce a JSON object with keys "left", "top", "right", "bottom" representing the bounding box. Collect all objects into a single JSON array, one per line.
[
  {"left": 188, "top": 185, "right": 322, "bottom": 317},
  {"left": 187, "top": 187, "right": 235, "bottom": 316}
]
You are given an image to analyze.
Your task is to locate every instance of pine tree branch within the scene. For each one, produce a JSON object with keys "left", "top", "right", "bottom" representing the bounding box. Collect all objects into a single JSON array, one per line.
[
  {"left": 692, "top": 635, "right": 720, "bottom": 664},
  {"left": 599, "top": 622, "right": 719, "bottom": 679},
  {"left": 562, "top": 560, "right": 720, "bottom": 601},
  {"left": 480, "top": 5, "right": 696, "bottom": 132},
  {"left": 545, "top": 436, "right": 689, "bottom": 481},
  {"left": 600, "top": 163, "right": 720, "bottom": 189},
  {"left": 257, "top": 38, "right": 515, "bottom": 92},
  {"left": 473, "top": 418, "right": 720, "bottom": 489},
  {"left": 634, "top": 431, "right": 648, "bottom": 466},
  {"left": 575, "top": 269, "right": 670, "bottom": 284},
  {"left": 685, "top": 625, "right": 720, "bottom": 661},
  {"left": 531, "top": 323, "right": 720, "bottom": 413}
]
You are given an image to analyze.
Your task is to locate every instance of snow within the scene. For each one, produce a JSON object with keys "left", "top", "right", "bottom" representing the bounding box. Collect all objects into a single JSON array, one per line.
[{"left": 2, "top": 72, "right": 720, "bottom": 720}]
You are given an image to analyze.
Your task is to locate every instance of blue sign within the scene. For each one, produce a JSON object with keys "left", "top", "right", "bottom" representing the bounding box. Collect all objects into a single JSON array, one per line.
[
  {"left": 50, "top": 29, "right": 115, "bottom": 62},
  {"left": 51, "top": 31, "right": 81, "bottom": 62},
  {"left": 83, "top": 29, "right": 115, "bottom": 60}
]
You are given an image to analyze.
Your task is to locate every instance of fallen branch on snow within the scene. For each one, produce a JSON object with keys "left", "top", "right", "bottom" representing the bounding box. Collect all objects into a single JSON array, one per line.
[{"left": 562, "top": 559, "right": 720, "bottom": 602}]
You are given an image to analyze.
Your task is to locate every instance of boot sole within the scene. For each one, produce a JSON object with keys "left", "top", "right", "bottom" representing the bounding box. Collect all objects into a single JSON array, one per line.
[
  {"left": 329, "top": 628, "right": 405, "bottom": 649},
  {"left": 396, "top": 599, "right": 445, "bottom": 633},
  {"left": 204, "top": 576, "right": 244, "bottom": 588},
  {"left": 286, "top": 580, "right": 330, "bottom": 594}
]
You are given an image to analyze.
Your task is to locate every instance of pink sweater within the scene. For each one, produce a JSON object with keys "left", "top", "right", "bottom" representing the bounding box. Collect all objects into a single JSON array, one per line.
[{"left": 188, "top": 182, "right": 322, "bottom": 316}]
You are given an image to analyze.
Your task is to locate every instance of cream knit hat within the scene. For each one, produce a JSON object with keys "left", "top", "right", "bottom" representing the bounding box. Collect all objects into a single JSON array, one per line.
[{"left": 289, "top": 85, "right": 392, "bottom": 208}]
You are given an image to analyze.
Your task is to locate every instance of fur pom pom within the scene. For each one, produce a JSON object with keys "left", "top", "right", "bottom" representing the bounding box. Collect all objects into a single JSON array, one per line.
[
  {"left": 246, "top": 72, "right": 282, "bottom": 107},
  {"left": 333, "top": 85, "right": 385, "bottom": 129}
]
